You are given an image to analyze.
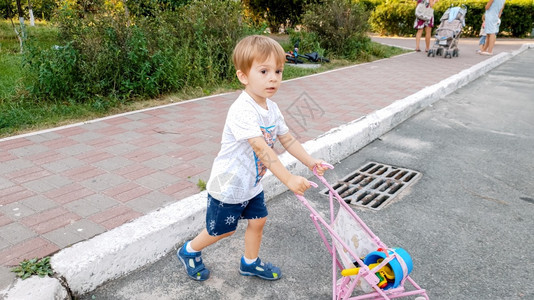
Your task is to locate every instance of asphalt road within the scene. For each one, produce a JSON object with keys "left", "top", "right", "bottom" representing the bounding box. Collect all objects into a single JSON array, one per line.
[{"left": 80, "top": 49, "right": 534, "bottom": 300}]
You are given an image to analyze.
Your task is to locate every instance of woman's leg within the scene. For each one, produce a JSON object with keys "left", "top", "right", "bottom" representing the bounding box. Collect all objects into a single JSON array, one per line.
[
  {"left": 477, "top": 35, "right": 486, "bottom": 53},
  {"left": 483, "top": 33, "right": 496, "bottom": 54},
  {"left": 424, "top": 26, "right": 432, "bottom": 51},
  {"left": 244, "top": 217, "right": 267, "bottom": 259},
  {"left": 415, "top": 28, "right": 423, "bottom": 50}
]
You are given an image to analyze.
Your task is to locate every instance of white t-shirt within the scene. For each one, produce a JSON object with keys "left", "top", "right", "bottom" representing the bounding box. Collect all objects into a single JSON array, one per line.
[{"left": 206, "top": 91, "right": 290, "bottom": 204}]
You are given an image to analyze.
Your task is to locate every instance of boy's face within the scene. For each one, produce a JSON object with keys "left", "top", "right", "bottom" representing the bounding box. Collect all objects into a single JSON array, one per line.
[{"left": 237, "top": 54, "right": 283, "bottom": 104}]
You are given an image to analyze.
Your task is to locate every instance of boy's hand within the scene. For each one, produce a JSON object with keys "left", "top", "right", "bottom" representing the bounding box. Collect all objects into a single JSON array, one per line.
[
  {"left": 287, "top": 174, "right": 311, "bottom": 196},
  {"left": 310, "top": 160, "right": 329, "bottom": 176}
]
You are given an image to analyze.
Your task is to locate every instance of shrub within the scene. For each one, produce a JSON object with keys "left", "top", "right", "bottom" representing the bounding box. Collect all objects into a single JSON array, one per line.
[
  {"left": 244, "top": 0, "right": 317, "bottom": 33},
  {"left": 23, "top": 41, "right": 81, "bottom": 102},
  {"left": 287, "top": 29, "right": 324, "bottom": 56},
  {"left": 354, "top": 0, "right": 384, "bottom": 12},
  {"left": 300, "top": 0, "right": 371, "bottom": 60},
  {"left": 369, "top": 0, "right": 533, "bottom": 37},
  {"left": 166, "top": 0, "right": 254, "bottom": 87},
  {"left": 499, "top": 0, "right": 534, "bottom": 37},
  {"left": 22, "top": 0, "right": 255, "bottom": 103},
  {"left": 369, "top": 0, "right": 414, "bottom": 36}
]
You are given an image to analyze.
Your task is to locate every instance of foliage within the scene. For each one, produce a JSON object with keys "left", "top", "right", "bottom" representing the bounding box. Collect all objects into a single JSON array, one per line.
[
  {"left": 11, "top": 257, "right": 53, "bottom": 279},
  {"left": 490, "top": 0, "right": 533, "bottom": 37},
  {"left": 299, "top": 0, "right": 370, "bottom": 60},
  {"left": 0, "top": 0, "right": 13, "bottom": 19},
  {"left": 287, "top": 29, "right": 324, "bottom": 55},
  {"left": 1, "top": 0, "right": 58, "bottom": 20},
  {"left": 24, "top": 41, "right": 80, "bottom": 100},
  {"left": 197, "top": 178, "right": 206, "bottom": 191},
  {"left": 1, "top": 20, "right": 59, "bottom": 101},
  {"left": 368, "top": 0, "right": 414, "bottom": 36},
  {"left": 22, "top": 0, "right": 254, "bottom": 103},
  {"left": 244, "top": 0, "right": 319, "bottom": 33},
  {"left": 125, "top": 0, "right": 192, "bottom": 17},
  {"left": 164, "top": 0, "right": 255, "bottom": 87},
  {"left": 369, "top": 0, "right": 534, "bottom": 37},
  {"left": 353, "top": 0, "right": 383, "bottom": 12}
]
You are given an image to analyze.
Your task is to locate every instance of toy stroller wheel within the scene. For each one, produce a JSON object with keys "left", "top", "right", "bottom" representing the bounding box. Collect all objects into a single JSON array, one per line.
[
  {"left": 436, "top": 48, "right": 442, "bottom": 56},
  {"left": 427, "top": 50, "right": 432, "bottom": 57},
  {"left": 431, "top": 51, "right": 435, "bottom": 57}
]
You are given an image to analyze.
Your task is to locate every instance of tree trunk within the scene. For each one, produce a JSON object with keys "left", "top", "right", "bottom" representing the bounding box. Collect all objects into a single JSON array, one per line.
[
  {"left": 15, "top": 0, "right": 26, "bottom": 52},
  {"left": 28, "top": 0, "right": 35, "bottom": 26},
  {"left": 122, "top": 0, "right": 131, "bottom": 26}
]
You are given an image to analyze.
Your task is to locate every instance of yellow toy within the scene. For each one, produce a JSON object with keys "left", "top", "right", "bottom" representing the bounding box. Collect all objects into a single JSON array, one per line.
[{"left": 341, "top": 258, "right": 395, "bottom": 289}]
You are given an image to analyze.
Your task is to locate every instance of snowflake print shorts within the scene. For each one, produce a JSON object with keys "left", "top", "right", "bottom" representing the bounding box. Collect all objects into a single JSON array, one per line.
[{"left": 206, "top": 192, "right": 268, "bottom": 236}]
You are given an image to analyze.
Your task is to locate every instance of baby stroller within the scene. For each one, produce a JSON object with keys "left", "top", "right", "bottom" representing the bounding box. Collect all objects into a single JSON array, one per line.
[
  {"left": 295, "top": 164, "right": 429, "bottom": 300},
  {"left": 428, "top": 5, "right": 467, "bottom": 58}
]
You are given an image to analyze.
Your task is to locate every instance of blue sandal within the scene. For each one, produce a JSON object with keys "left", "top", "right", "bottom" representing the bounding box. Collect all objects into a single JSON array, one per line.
[
  {"left": 177, "top": 241, "right": 210, "bottom": 281},
  {"left": 239, "top": 257, "right": 281, "bottom": 280}
]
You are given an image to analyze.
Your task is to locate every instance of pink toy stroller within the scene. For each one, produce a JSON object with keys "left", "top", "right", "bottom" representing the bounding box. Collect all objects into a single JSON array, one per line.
[{"left": 295, "top": 164, "right": 429, "bottom": 300}]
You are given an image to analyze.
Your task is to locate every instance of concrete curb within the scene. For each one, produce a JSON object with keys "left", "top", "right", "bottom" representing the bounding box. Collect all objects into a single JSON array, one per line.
[
  {"left": 1, "top": 276, "right": 68, "bottom": 300},
  {"left": 3, "top": 44, "right": 532, "bottom": 299}
]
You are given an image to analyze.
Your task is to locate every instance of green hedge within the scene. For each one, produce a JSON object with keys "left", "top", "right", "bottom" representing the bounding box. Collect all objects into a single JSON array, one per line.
[{"left": 366, "top": 0, "right": 534, "bottom": 37}]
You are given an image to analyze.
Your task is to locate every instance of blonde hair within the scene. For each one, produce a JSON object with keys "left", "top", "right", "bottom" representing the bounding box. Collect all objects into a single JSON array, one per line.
[{"left": 232, "top": 35, "right": 286, "bottom": 74}]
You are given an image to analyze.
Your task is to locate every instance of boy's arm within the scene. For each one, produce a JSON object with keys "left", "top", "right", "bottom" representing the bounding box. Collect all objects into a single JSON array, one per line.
[
  {"left": 278, "top": 132, "right": 327, "bottom": 175},
  {"left": 248, "top": 136, "right": 310, "bottom": 195}
]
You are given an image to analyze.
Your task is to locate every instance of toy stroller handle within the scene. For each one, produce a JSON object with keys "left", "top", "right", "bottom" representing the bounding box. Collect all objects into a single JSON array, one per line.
[
  {"left": 293, "top": 180, "right": 318, "bottom": 198},
  {"left": 313, "top": 162, "right": 334, "bottom": 177},
  {"left": 293, "top": 162, "right": 332, "bottom": 196}
]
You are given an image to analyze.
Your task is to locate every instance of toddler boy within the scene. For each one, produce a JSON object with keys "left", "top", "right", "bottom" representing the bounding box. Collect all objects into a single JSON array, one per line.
[{"left": 177, "top": 35, "right": 328, "bottom": 281}]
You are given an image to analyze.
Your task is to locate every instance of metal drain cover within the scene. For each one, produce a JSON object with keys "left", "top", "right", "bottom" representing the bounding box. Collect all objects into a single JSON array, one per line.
[{"left": 321, "top": 162, "right": 421, "bottom": 210}]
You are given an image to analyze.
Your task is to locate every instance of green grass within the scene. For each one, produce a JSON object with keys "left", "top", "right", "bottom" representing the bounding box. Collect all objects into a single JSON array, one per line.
[
  {"left": 0, "top": 19, "right": 59, "bottom": 49},
  {"left": 0, "top": 98, "right": 115, "bottom": 137},
  {"left": 1, "top": 19, "right": 60, "bottom": 101},
  {"left": 0, "top": 54, "right": 23, "bottom": 100},
  {"left": 0, "top": 21, "right": 408, "bottom": 138},
  {"left": 1, "top": 20, "right": 23, "bottom": 100}
]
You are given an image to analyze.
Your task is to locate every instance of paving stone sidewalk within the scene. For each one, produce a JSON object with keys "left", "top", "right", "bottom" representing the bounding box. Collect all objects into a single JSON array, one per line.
[{"left": 0, "top": 37, "right": 529, "bottom": 267}]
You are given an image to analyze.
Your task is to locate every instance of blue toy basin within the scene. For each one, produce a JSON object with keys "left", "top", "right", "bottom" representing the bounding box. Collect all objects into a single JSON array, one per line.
[{"left": 363, "top": 247, "right": 413, "bottom": 289}]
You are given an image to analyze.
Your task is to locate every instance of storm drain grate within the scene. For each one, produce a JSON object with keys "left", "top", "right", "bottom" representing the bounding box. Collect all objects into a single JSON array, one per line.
[{"left": 320, "top": 162, "right": 421, "bottom": 210}]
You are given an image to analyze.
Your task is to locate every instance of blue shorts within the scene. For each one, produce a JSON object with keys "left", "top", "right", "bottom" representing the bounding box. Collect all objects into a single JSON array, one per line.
[{"left": 206, "top": 192, "right": 268, "bottom": 236}]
